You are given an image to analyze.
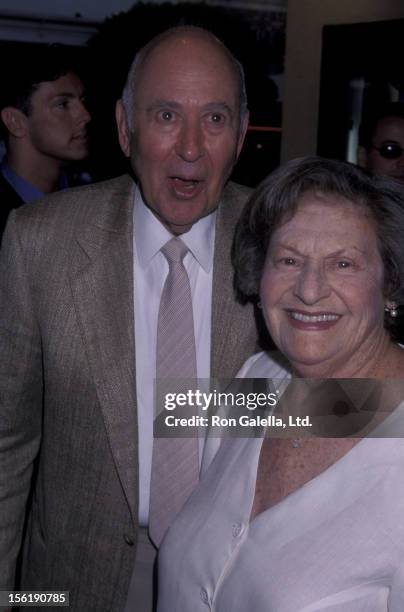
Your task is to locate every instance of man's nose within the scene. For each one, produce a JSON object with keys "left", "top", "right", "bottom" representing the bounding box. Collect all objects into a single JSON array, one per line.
[
  {"left": 77, "top": 100, "right": 91, "bottom": 126},
  {"left": 175, "top": 120, "right": 204, "bottom": 162},
  {"left": 293, "top": 263, "right": 331, "bottom": 305}
]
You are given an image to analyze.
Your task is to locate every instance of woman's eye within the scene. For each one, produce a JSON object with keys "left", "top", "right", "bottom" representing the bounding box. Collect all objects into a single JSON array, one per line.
[
  {"left": 336, "top": 261, "right": 352, "bottom": 269},
  {"left": 280, "top": 257, "right": 297, "bottom": 266}
]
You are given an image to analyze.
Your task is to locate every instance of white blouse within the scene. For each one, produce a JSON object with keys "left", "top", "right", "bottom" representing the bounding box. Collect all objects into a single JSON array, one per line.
[{"left": 157, "top": 352, "right": 404, "bottom": 611}]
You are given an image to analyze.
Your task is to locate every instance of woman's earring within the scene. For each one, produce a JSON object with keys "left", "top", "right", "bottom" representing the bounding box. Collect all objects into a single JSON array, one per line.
[{"left": 385, "top": 303, "right": 398, "bottom": 318}]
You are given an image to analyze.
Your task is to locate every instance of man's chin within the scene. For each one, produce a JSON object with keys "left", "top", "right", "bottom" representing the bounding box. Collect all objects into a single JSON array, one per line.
[
  {"left": 66, "top": 144, "right": 89, "bottom": 160},
  {"left": 159, "top": 211, "right": 208, "bottom": 235},
  {"left": 147, "top": 197, "right": 218, "bottom": 234}
]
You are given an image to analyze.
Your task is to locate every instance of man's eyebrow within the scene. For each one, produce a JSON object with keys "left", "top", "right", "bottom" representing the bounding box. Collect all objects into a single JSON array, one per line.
[
  {"left": 145, "top": 100, "right": 234, "bottom": 116},
  {"left": 146, "top": 100, "right": 181, "bottom": 112},
  {"left": 52, "top": 92, "right": 84, "bottom": 100},
  {"left": 203, "top": 102, "right": 234, "bottom": 116}
]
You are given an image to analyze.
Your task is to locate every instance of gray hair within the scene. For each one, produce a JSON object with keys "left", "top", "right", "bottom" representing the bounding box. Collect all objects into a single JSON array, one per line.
[
  {"left": 121, "top": 25, "right": 248, "bottom": 132},
  {"left": 233, "top": 156, "right": 404, "bottom": 336}
]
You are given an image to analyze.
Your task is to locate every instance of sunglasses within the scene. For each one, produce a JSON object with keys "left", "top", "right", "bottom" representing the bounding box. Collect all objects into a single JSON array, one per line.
[{"left": 371, "top": 142, "right": 404, "bottom": 159}]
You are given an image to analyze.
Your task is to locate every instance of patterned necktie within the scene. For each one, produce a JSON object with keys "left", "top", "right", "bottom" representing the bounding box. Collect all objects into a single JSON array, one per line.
[{"left": 149, "top": 237, "right": 199, "bottom": 546}]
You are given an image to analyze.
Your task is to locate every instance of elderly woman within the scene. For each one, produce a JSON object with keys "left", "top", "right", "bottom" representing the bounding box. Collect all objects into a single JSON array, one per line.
[{"left": 157, "top": 157, "right": 404, "bottom": 611}]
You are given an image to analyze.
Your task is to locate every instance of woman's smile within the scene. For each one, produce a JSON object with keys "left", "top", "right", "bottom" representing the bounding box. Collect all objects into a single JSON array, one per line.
[
  {"left": 260, "top": 191, "right": 388, "bottom": 377},
  {"left": 285, "top": 308, "right": 341, "bottom": 330}
]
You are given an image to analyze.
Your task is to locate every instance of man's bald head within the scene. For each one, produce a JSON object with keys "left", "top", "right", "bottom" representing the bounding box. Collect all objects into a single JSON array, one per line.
[
  {"left": 115, "top": 24, "right": 249, "bottom": 234},
  {"left": 121, "top": 26, "right": 248, "bottom": 131}
]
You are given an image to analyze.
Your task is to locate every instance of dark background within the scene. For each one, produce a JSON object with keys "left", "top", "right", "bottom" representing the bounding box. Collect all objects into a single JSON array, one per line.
[{"left": 318, "top": 19, "right": 404, "bottom": 161}]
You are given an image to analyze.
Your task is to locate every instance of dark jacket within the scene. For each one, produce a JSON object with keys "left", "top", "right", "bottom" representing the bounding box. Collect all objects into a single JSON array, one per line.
[{"left": 0, "top": 173, "right": 23, "bottom": 244}]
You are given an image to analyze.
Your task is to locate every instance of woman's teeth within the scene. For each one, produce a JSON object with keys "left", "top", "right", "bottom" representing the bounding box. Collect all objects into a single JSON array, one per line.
[{"left": 288, "top": 312, "right": 339, "bottom": 323}]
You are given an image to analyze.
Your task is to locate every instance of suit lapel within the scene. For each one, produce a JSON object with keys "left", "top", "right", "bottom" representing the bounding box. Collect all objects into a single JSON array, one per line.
[
  {"left": 69, "top": 178, "right": 138, "bottom": 521},
  {"left": 211, "top": 183, "right": 247, "bottom": 378}
]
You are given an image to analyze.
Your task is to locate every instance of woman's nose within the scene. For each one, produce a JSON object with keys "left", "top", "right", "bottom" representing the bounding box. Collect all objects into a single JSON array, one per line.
[{"left": 293, "top": 263, "right": 331, "bottom": 305}]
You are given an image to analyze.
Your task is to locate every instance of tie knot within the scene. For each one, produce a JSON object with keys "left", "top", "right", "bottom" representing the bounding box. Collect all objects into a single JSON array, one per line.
[{"left": 161, "top": 237, "right": 188, "bottom": 264}]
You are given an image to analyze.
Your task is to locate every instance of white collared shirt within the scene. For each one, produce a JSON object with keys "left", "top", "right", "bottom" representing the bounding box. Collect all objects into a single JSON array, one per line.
[{"left": 133, "top": 187, "right": 216, "bottom": 525}]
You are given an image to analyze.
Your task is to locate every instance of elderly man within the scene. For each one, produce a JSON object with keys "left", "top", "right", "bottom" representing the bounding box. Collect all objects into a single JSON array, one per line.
[{"left": 0, "top": 26, "right": 256, "bottom": 611}]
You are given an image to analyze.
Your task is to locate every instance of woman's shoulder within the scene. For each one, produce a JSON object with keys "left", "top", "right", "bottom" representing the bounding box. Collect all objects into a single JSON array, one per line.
[{"left": 236, "top": 350, "right": 292, "bottom": 379}]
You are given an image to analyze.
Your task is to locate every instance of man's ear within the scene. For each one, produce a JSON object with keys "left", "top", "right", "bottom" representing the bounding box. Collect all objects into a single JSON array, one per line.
[
  {"left": 1, "top": 107, "right": 28, "bottom": 138},
  {"left": 115, "top": 99, "right": 131, "bottom": 158},
  {"left": 236, "top": 110, "right": 249, "bottom": 158},
  {"left": 357, "top": 145, "right": 368, "bottom": 169}
]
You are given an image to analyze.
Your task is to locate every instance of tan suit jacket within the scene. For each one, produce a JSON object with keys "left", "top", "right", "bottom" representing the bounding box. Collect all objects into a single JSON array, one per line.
[{"left": 0, "top": 175, "right": 257, "bottom": 611}]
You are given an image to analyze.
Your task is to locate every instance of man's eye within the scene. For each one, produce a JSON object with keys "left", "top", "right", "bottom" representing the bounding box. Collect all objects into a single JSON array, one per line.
[
  {"left": 159, "top": 111, "right": 174, "bottom": 121},
  {"left": 55, "top": 99, "right": 69, "bottom": 109},
  {"left": 279, "top": 257, "right": 297, "bottom": 266},
  {"left": 207, "top": 113, "right": 225, "bottom": 125}
]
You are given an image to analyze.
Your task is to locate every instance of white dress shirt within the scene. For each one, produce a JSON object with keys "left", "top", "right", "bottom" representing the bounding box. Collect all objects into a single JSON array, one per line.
[{"left": 133, "top": 187, "right": 216, "bottom": 525}]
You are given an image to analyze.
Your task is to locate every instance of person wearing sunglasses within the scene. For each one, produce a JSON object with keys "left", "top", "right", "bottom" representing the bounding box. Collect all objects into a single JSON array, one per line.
[{"left": 358, "top": 102, "right": 404, "bottom": 184}]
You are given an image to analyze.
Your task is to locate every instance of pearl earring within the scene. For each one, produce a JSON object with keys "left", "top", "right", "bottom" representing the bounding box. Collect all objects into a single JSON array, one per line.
[{"left": 385, "top": 304, "right": 398, "bottom": 318}]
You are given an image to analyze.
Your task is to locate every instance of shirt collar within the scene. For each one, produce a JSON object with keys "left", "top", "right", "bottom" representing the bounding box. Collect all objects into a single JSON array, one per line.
[
  {"left": 1, "top": 161, "right": 69, "bottom": 204},
  {"left": 1, "top": 161, "right": 44, "bottom": 203},
  {"left": 133, "top": 186, "right": 216, "bottom": 272}
]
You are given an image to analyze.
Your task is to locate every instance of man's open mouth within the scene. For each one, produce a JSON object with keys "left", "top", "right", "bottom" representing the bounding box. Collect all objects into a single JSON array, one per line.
[{"left": 168, "top": 176, "right": 204, "bottom": 198}]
